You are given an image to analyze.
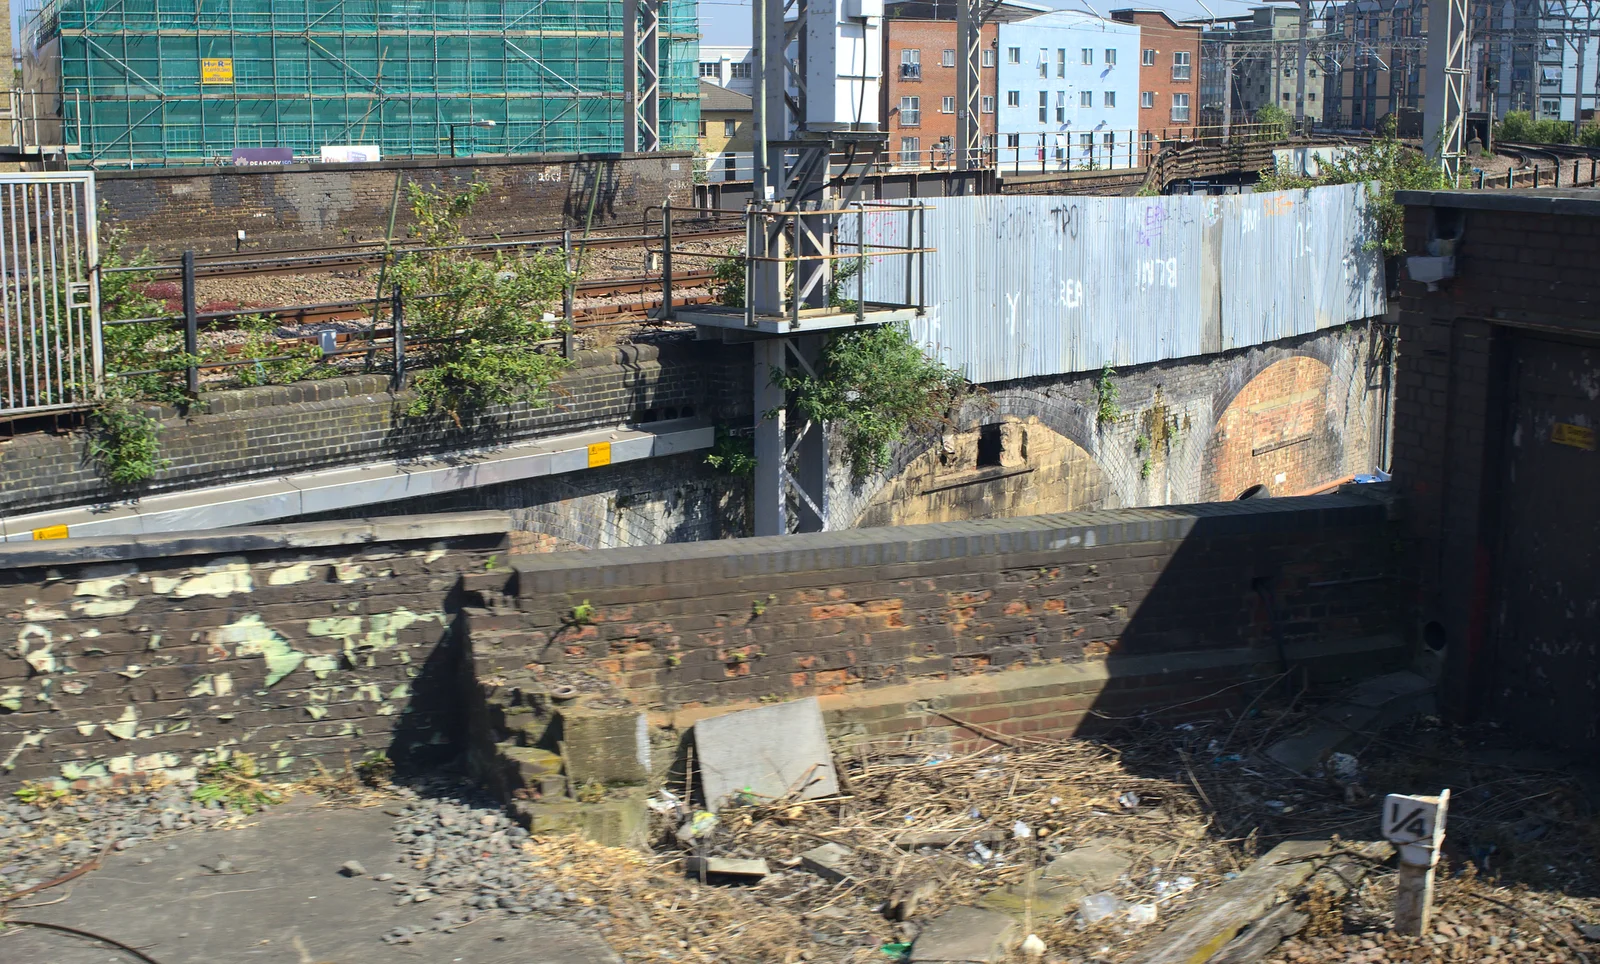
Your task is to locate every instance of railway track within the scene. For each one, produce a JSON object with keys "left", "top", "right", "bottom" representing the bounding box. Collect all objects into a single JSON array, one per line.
[
  {"left": 151, "top": 220, "right": 743, "bottom": 280},
  {"left": 1491, "top": 141, "right": 1600, "bottom": 187}
]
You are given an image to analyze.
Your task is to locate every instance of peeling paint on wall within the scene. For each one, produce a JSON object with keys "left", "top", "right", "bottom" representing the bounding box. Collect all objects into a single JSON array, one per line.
[
  {"left": 214, "top": 615, "right": 304, "bottom": 687},
  {"left": 151, "top": 557, "right": 254, "bottom": 599}
]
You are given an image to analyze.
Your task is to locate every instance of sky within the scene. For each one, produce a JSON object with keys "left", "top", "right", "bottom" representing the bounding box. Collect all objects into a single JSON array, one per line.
[{"left": 696, "top": 0, "right": 1287, "bottom": 46}]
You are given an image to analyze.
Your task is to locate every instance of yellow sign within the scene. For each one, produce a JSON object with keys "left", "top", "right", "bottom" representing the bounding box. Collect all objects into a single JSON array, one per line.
[
  {"left": 1552, "top": 422, "right": 1596, "bottom": 451},
  {"left": 201, "top": 58, "right": 235, "bottom": 84},
  {"left": 32, "top": 524, "right": 68, "bottom": 540},
  {"left": 587, "top": 442, "right": 613, "bottom": 468}
]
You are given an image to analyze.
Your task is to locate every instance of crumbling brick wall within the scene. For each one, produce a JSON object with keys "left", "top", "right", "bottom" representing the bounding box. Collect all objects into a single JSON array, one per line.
[
  {"left": 477, "top": 493, "right": 1401, "bottom": 730},
  {"left": 97, "top": 152, "right": 698, "bottom": 257},
  {"left": 0, "top": 515, "right": 510, "bottom": 789}
]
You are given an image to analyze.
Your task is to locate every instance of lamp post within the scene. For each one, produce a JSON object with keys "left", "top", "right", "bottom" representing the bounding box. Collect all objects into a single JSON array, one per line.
[{"left": 448, "top": 119, "right": 497, "bottom": 158}]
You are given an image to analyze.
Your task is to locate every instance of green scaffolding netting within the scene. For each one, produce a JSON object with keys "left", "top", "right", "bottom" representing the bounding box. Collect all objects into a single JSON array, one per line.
[{"left": 25, "top": 0, "right": 699, "bottom": 166}]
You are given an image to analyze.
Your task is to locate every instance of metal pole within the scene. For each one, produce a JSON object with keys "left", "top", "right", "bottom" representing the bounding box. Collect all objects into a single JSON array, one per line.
[
  {"left": 562, "top": 229, "right": 575, "bottom": 360},
  {"left": 392, "top": 284, "right": 405, "bottom": 384},
  {"left": 182, "top": 250, "right": 198, "bottom": 395},
  {"left": 449, "top": 125, "right": 457, "bottom": 158},
  {"left": 661, "top": 200, "right": 674, "bottom": 321},
  {"left": 1295, "top": 0, "right": 1310, "bottom": 131},
  {"left": 752, "top": 0, "right": 769, "bottom": 201}
]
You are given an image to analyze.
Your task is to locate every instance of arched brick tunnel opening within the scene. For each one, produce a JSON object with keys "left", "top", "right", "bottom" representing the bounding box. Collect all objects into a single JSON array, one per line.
[
  {"left": 1201, "top": 355, "right": 1354, "bottom": 501},
  {"left": 854, "top": 416, "right": 1114, "bottom": 528}
]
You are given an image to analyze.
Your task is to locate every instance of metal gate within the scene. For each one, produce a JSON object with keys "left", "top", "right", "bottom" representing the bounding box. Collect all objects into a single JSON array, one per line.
[{"left": 0, "top": 172, "right": 101, "bottom": 418}]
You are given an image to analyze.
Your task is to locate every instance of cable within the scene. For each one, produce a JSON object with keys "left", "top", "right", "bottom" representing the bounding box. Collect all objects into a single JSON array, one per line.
[{"left": 4, "top": 920, "right": 167, "bottom": 964}]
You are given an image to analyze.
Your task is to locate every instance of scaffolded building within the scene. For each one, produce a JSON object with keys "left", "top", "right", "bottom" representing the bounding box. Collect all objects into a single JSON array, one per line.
[{"left": 23, "top": 0, "right": 699, "bottom": 167}]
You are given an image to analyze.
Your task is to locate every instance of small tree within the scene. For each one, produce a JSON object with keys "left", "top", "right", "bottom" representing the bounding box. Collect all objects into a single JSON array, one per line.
[
  {"left": 1255, "top": 104, "right": 1293, "bottom": 139},
  {"left": 775, "top": 322, "right": 967, "bottom": 477},
  {"left": 388, "top": 181, "right": 571, "bottom": 425},
  {"left": 1257, "top": 126, "right": 1448, "bottom": 256}
]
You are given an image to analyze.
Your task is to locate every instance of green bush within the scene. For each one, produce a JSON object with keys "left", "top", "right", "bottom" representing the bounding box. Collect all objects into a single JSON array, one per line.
[
  {"left": 1494, "top": 110, "right": 1576, "bottom": 145},
  {"left": 1255, "top": 104, "right": 1293, "bottom": 139},
  {"left": 389, "top": 181, "right": 571, "bottom": 425}
]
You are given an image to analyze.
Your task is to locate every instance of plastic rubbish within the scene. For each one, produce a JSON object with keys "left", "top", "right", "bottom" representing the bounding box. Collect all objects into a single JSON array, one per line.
[
  {"left": 1049, "top": 796, "right": 1062, "bottom": 805},
  {"left": 675, "top": 811, "right": 719, "bottom": 845},
  {"left": 1012, "top": 820, "right": 1032, "bottom": 839},
  {"left": 1125, "top": 903, "right": 1159, "bottom": 927},
  {"left": 1021, "top": 934, "right": 1047, "bottom": 958},
  {"left": 1325, "top": 752, "right": 1360, "bottom": 782},
  {"left": 972, "top": 841, "right": 995, "bottom": 862},
  {"left": 1154, "top": 876, "right": 1197, "bottom": 900},
  {"left": 1213, "top": 754, "right": 1243, "bottom": 764},
  {"left": 879, "top": 941, "right": 912, "bottom": 959},
  {"left": 1117, "top": 791, "right": 1141, "bottom": 810},
  {"left": 1264, "top": 799, "right": 1287, "bottom": 811},
  {"left": 647, "top": 789, "right": 683, "bottom": 815},
  {"left": 1079, "top": 892, "right": 1127, "bottom": 924},
  {"left": 922, "top": 751, "right": 952, "bottom": 766}
]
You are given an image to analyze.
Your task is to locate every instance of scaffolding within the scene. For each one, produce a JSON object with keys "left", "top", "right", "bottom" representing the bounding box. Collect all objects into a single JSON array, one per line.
[{"left": 22, "top": 0, "right": 699, "bottom": 168}]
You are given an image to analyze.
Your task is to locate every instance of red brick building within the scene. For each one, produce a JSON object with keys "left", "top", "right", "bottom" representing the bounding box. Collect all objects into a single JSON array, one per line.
[
  {"left": 1110, "top": 9, "right": 1203, "bottom": 151},
  {"left": 879, "top": 2, "right": 1046, "bottom": 165}
]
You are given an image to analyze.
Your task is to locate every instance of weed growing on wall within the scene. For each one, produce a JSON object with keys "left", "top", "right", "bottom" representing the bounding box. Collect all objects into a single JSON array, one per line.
[
  {"left": 1096, "top": 363, "right": 1122, "bottom": 426},
  {"left": 705, "top": 426, "right": 757, "bottom": 476},
  {"left": 87, "top": 396, "right": 167, "bottom": 486},
  {"left": 389, "top": 180, "right": 571, "bottom": 425},
  {"left": 1256, "top": 119, "right": 1448, "bottom": 256},
  {"left": 775, "top": 322, "right": 967, "bottom": 477}
]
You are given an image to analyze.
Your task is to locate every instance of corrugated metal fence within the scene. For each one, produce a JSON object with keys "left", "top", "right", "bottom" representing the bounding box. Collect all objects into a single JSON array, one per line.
[{"left": 841, "top": 183, "right": 1384, "bottom": 383}]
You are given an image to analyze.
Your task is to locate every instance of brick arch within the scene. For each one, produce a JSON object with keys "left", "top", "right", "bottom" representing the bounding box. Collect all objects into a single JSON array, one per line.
[
  {"left": 1201, "top": 355, "right": 1343, "bottom": 502},
  {"left": 830, "top": 389, "right": 1117, "bottom": 529}
]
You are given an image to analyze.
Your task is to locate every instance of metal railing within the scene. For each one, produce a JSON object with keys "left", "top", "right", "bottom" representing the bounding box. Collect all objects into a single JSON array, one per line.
[
  {"left": 0, "top": 173, "right": 100, "bottom": 420},
  {"left": 3, "top": 91, "right": 84, "bottom": 155}
]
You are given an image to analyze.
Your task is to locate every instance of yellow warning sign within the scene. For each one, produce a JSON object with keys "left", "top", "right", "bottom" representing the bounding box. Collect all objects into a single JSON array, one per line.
[
  {"left": 201, "top": 58, "right": 235, "bottom": 84},
  {"left": 31, "top": 524, "right": 68, "bottom": 540},
  {"left": 587, "top": 442, "right": 613, "bottom": 468},
  {"left": 1552, "top": 422, "right": 1596, "bottom": 451}
]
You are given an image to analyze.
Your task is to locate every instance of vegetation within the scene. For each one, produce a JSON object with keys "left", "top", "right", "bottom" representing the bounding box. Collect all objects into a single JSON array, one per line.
[
  {"left": 1255, "top": 104, "right": 1293, "bottom": 139},
  {"left": 87, "top": 398, "right": 168, "bottom": 486},
  {"left": 774, "top": 322, "right": 967, "bottom": 477},
  {"left": 1495, "top": 110, "right": 1600, "bottom": 147},
  {"left": 191, "top": 753, "right": 283, "bottom": 814},
  {"left": 711, "top": 247, "right": 745, "bottom": 308},
  {"left": 390, "top": 181, "right": 571, "bottom": 425},
  {"left": 1256, "top": 120, "right": 1449, "bottom": 256},
  {"left": 704, "top": 426, "right": 757, "bottom": 476},
  {"left": 1095, "top": 363, "right": 1122, "bottom": 426},
  {"left": 225, "top": 314, "right": 323, "bottom": 388}
]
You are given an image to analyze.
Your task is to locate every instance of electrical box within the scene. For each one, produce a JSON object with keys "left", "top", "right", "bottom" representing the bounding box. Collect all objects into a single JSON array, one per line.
[{"left": 845, "top": 0, "right": 885, "bottom": 19}]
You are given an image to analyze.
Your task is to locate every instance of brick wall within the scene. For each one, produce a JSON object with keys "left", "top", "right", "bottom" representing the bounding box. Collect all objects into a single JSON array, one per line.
[
  {"left": 1111, "top": 11, "right": 1202, "bottom": 138},
  {"left": 1391, "top": 193, "right": 1600, "bottom": 728},
  {"left": 0, "top": 515, "right": 512, "bottom": 788},
  {"left": 473, "top": 493, "right": 1402, "bottom": 737},
  {"left": 0, "top": 341, "right": 750, "bottom": 517},
  {"left": 97, "top": 152, "right": 698, "bottom": 258},
  {"left": 883, "top": 20, "right": 999, "bottom": 160}
]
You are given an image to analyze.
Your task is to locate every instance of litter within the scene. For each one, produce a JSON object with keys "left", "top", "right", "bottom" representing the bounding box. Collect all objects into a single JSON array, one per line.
[
  {"left": 1012, "top": 820, "right": 1032, "bottom": 839},
  {"left": 1021, "top": 933, "right": 1047, "bottom": 957},
  {"left": 1154, "top": 876, "right": 1197, "bottom": 900},
  {"left": 1079, "top": 892, "right": 1127, "bottom": 923},
  {"left": 1117, "top": 791, "right": 1141, "bottom": 810}
]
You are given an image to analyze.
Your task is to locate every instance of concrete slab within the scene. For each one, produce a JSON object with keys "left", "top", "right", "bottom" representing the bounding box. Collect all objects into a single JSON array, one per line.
[
  {"left": 910, "top": 905, "right": 1019, "bottom": 962},
  {"left": 800, "top": 842, "right": 854, "bottom": 882},
  {"left": 1266, "top": 671, "right": 1434, "bottom": 773},
  {"left": 692, "top": 697, "right": 839, "bottom": 810},
  {"left": 980, "top": 839, "right": 1133, "bottom": 919},
  {"left": 0, "top": 797, "right": 618, "bottom": 964}
]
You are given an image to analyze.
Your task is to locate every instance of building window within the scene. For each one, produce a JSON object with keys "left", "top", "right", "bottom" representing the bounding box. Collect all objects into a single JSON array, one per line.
[
  {"left": 1140, "top": 90, "right": 1154, "bottom": 109},
  {"left": 1039, "top": 90, "right": 1049, "bottom": 122},
  {"left": 982, "top": 94, "right": 995, "bottom": 113},
  {"left": 1308, "top": 92, "right": 1316, "bottom": 102},
  {"left": 1006, "top": 89, "right": 1020, "bottom": 107},
  {"left": 698, "top": 62, "right": 720, "bottom": 78},
  {"left": 1080, "top": 90, "right": 1093, "bottom": 108},
  {"left": 1082, "top": 48, "right": 1094, "bottom": 65},
  {"left": 1039, "top": 49, "right": 1049, "bottom": 78},
  {"left": 1006, "top": 132, "right": 1020, "bottom": 147},
  {"left": 1541, "top": 98, "right": 1561, "bottom": 115},
  {"left": 1103, "top": 131, "right": 1116, "bottom": 151},
  {"left": 900, "top": 136, "right": 920, "bottom": 163},
  {"left": 1142, "top": 48, "right": 1156, "bottom": 66},
  {"left": 1007, "top": 46, "right": 1021, "bottom": 64},
  {"left": 1171, "top": 92, "right": 1190, "bottom": 121},
  {"left": 1172, "top": 51, "right": 1191, "bottom": 82},
  {"left": 730, "top": 62, "right": 752, "bottom": 79},
  {"left": 942, "top": 49, "right": 956, "bottom": 67},
  {"left": 1056, "top": 90, "right": 1066, "bottom": 122},
  {"left": 1282, "top": 91, "right": 1291, "bottom": 101},
  {"left": 1058, "top": 48, "right": 1067, "bottom": 78},
  {"left": 942, "top": 95, "right": 956, "bottom": 113},
  {"left": 1105, "top": 48, "right": 1117, "bottom": 66},
  {"left": 1104, "top": 90, "right": 1115, "bottom": 108},
  {"left": 901, "top": 49, "right": 921, "bottom": 80},
  {"left": 1079, "top": 133, "right": 1093, "bottom": 148},
  {"left": 698, "top": 119, "right": 707, "bottom": 136},
  {"left": 1140, "top": 130, "right": 1154, "bottom": 153},
  {"left": 938, "top": 136, "right": 953, "bottom": 157},
  {"left": 982, "top": 49, "right": 996, "bottom": 67},
  {"left": 723, "top": 119, "right": 736, "bottom": 137},
  {"left": 899, "top": 95, "right": 920, "bottom": 126}
]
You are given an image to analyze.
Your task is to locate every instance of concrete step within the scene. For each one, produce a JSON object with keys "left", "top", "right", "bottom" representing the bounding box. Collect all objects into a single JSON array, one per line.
[{"left": 1265, "top": 670, "right": 1435, "bottom": 774}]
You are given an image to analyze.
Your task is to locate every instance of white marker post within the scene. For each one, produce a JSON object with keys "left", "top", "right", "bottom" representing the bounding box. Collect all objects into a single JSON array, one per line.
[{"left": 1382, "top": 789, "right": 1450, "bottom": 936}]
